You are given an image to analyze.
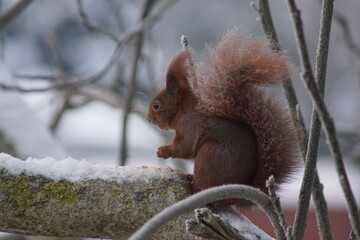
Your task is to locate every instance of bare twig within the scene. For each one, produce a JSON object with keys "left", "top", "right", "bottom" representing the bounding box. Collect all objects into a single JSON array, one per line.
[
  {"left": 257, "top": 0, "right": 307, "bottom": 158},
  {"left": 129, "top": 185, "right": 286, "bottom": 240},
  {"left": 0, "top": 0, "right": 175, "bottom": 94},
  {"left": 116, "top": 0, "right": 176, "bottom": 44},
  {"left": 49, "top": 96, "right": 72, "bottom": 132},
  {"left": 266, "top": 176, "right": 289, "bottom": 234},
  {"left": 285, "top": 0, "right": 333, "bottom": 239},
  {"left": 186, "top": 208, "right": 275, "bottom": 240},
  {"left": 13, "top": 74, "right": 57, "bottom": 80},
  {"left": 333, "top": 10, "right": 360, "bottom": 58},
  {"left": 119, "top": 0, "right": 155, "bottom": 166},
  {"left": 0, "top": 44, "right": 120, "bottom": 92},
  {"left": 75, "top": 0, "right": 119, "bottom": 43},
  {"left": 0, "top": 0, "right": 33, "bottom": 28},
  {"left": 349, "top": 209, "right": 360, "bottom": 240},
  {"left": 44, "top": 35, "right": 66, "bottom": 75},
  {"left": 286, "top": 0, "right": 360, "bottom": 239},
  {"left": 119, "top": 32, "right": 144, "bottom": 165},
  {"left": 256, "top": 2, "right": 333, "bottom": 239}
]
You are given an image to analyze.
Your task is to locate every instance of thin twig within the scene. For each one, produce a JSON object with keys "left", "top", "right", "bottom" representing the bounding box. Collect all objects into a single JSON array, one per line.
[
  {"left": 286, "top": 0, "right": 360, "bottom": 239},
  {"left": 349, "top": 209, "right": 360, "bottom": 240},
  {"left": 13, "top": 74, "right": 57, "bottom": 80},
  {"left": 0, "top": 0, "right": 33, "bottom": 28},
  {"left": 116, "top": 0, "right": 176, "bottom": 44},
  {"left": 187, "top": 208, "right": 275, "bottom": 240},
  {"left": 256, "top": 2, "right": 333, "bottom": 238},
  {"left": 289, "top": 0, "right": 335, "bottom": 239},
  {"left": 128, "top": 185, "right": 286, "bottom": 240},
  {"left": 0, "top": 0, "right": 175, "bottom": 93},
  {"left": 49, "top": 97, "right": 72, "bottom": 132},
  {"left": 119, "top": 33, "right": 144, "bottom": 166},
  {"left": 266, "top": 176, "right": 289, "bottom": 234},
  {"left": 0, "top": 44, "right": 120, "bottom": 92},
  {"left": 286, "top": 0, "right": 333, "bottom": 238},
  {"left": 75, "top": 0, "right": 119, "bottom": 43},
  {"left": 119, "top": 0, "right": 156, "bottom": 166},
  {"left": 332, "top": 10, "right": 360, "bottom": 58},
  {"left": 257, "top": 0, "right": 307, "bottom": 158}
]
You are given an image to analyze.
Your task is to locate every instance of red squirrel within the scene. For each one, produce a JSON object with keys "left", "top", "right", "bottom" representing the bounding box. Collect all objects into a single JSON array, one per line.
[{"left": 147, "top": 30, "right": 301, "bottom": 206}]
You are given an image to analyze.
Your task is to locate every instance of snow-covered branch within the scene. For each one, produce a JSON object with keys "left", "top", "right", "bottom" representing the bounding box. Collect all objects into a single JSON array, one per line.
[{"left": 0, "top": 153, "right": 191, "bottom": 239}]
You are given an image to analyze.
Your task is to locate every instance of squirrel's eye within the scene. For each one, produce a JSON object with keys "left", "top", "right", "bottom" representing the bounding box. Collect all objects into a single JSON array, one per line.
[{"left": 153, "top": 101, "right": 160, "bottom": 110}]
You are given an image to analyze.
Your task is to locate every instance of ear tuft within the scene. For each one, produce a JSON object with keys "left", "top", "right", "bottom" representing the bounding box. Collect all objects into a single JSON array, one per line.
[{"left": 166, "top": 49, "right": 194, "bottom": 94}]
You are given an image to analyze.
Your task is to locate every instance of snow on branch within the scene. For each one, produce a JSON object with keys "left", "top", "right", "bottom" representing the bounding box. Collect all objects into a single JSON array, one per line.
[
  {"left": 1, "top": 154, "right": 285, "bottom": 240},
  {"left": 0, "top": 153, "right": 191, "bottom": 239}
]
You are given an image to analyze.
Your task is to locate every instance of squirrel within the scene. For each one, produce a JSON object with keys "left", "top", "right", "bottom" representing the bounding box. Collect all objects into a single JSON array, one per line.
[{"left": 147, "top": 30, "right": 301, "bottom": 207}]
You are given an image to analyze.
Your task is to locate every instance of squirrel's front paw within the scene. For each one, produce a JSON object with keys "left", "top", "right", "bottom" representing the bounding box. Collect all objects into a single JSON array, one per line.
[{"left": 157, "top": 145, "right": 172, "bottom": 159}]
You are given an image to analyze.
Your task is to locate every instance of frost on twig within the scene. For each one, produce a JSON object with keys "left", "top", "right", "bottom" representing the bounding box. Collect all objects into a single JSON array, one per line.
[
  {"left": 266, "top": 176, "right": 289, "bottom": 235},
  {"left": 286, "top": 0, "right": 360, "bottom": 238},
  {"left": 186, "top": 208, "right": 275, "bottom": 240}
]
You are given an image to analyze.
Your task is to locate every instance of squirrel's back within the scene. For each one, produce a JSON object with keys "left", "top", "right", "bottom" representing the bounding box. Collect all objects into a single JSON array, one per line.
[{"left": 189, "top": 31, "right": 301, "bottom": 192}]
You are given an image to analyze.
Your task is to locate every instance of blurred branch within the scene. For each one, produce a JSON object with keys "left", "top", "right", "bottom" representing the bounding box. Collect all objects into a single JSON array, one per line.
[
  {"left": 1, "top": 0, "right": 175, "bottom": 93},
  {"left": 332, "top": 9, "right": 360, "bottom": 58},
  {"left": 0, "top": 44, "right": 120, "bottom": 92},
  {"left": 116, "top": 0, "right": 176, "bottom": 44},
  {"left": 75, "top": 0, "right": 119, "bottom": 43},
  {"left": 120, "top": 0, "right": 162, "bottom": 166},
  {"left": 77, "top": 0, "right": 175, "bottom": 46},
  {"left": 77, "top": 85, "right": 147, "bottom": 114},
  {"left": 286, "top": 1, "right": 360, "bottom": 240},
  {"left": 129, "top": 185, "right": 286, "bottom": 240},
  {"left": 13, "top": 74, "right": 57, "bottom": 80},
  {"left": 49, "top": 96, "right": 72, "bottom": 132},
  {"left": 119, "top": 33, "right": 144, "bottom": 165},
  {"left": 44, "top": 35, "right": 67, "bottom": 79},
  {"left": 0, "top": 0, "right": 33, "bottom": 28}
]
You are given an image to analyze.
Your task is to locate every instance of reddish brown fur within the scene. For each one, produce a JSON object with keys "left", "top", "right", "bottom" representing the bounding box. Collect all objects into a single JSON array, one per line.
[{"left": 147, "top": 30, "right": 301, "bottom": 208}]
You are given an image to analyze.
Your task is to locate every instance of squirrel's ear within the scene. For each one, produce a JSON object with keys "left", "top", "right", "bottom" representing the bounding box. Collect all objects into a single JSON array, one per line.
[
  {"left": 165, "top": 49, "right": 192, "bottom": 95},
  {"left": 166, "top": 75, "right": 179, "bottom": 95}
]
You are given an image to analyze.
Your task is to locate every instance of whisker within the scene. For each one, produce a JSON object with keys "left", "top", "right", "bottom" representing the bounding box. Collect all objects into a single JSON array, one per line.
[{"left": 136, "top": 91, "right": 150, "bottom": 101}]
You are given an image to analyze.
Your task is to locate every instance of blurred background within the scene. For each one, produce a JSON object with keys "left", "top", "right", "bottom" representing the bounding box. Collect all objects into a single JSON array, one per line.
[{"left": 0, "top": 0, "right": 359, "bottom": 239}]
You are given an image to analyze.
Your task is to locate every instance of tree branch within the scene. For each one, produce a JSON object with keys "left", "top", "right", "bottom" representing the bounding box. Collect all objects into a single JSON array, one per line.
[
  {"left": 0, "top": 153, "right": 191, "bottom": 239},
  {"left": 119, "top": 0, "right": 154, "bottom": 166},
  {"left": 0, "top": 44, "right": 120, "bottom": 92},
  {"left": 129, "top": 185, "right": 286, "bottom": 240},
  {"left": 75, "top": 0, "right": 119, "bottom": 43},
  {"left": 257, "top": 0, "right": 308, "bottom": 158},
  {"left": 256, "top": 2, "right": 333, "bottom": 239},
  {"left": 186, "top": 208, "right": 275, "bottom": 240},
  {"left": 286, "top": 0, "right": 360, "bottom": 239},
  {"left": 0, "top": 0, "right": 33, "bottom": 28},
  {"left": 0, "top": 0, "right": 175, "bottom": 93},
  {"left": 266, "top": 176, "right": 289, "bottom": 236}
]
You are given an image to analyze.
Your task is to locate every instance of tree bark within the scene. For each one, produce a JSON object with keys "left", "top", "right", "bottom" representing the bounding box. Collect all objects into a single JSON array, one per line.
[{"left": 0, "top": 154, "right": 194, "bottom": 240}]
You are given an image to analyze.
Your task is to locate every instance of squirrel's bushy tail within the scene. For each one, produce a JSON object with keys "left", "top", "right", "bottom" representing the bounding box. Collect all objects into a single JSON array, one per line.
[{"left": 189, "top": 30, "right": 300, "bottom": 192}]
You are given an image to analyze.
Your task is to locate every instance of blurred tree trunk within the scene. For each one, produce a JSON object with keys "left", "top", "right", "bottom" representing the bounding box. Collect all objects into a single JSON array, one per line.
[{"left": 0, "top": 132, "right": 18, "bottom": 157}]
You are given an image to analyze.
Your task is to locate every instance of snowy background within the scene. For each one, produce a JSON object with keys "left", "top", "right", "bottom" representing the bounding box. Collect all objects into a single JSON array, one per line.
[{"left": 0, "top": 0, "right": 360, "bottom": 211}]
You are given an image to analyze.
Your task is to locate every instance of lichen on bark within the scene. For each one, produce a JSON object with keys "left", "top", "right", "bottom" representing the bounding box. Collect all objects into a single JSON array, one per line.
[
  {"left": 0, "top": 166, "right": 193, "bottom": 239},
  {"left": 0, "top": 173, "right": 84, "bottom": 210}
]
